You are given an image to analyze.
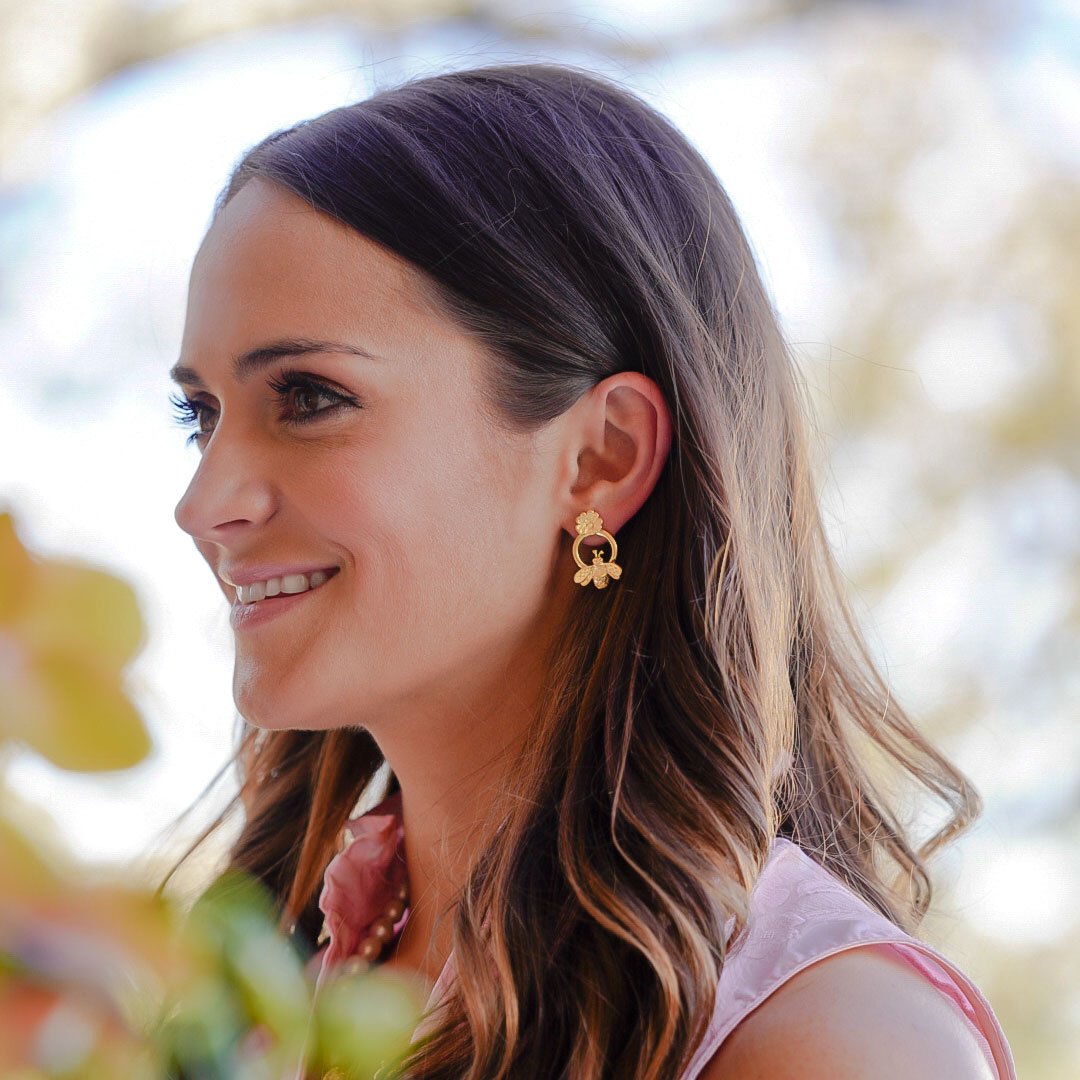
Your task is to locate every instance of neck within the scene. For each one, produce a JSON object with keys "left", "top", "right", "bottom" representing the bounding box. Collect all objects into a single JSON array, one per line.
[
  {"left": 367, "top": 577, "right": 574, "bottom": 986},
  {"left": 381, "top": 750, "right": 513, "bottom": 987},
  {"left": 371, "top": 662, "right": 546, "bottom": 986}
]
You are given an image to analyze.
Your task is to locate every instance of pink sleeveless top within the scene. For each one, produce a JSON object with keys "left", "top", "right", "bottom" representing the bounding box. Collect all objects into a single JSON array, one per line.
[
  {"left": 310, "top": 795, "right": 1017, "bottom": 1079},
  {"left": 679, "top": 836, "right": 1017, "bottom": 1079}
]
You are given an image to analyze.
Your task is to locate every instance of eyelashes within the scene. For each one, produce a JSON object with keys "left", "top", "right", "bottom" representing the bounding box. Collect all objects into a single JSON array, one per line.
[
  {"left": 169, "top": 368, "right": 361, "bottom": 447},
  {"left": 167, "top": 394, "right": 217, "bottom": 446}
]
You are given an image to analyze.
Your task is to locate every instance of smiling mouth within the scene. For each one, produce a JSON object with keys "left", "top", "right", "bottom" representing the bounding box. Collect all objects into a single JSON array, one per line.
[{"left": 231, "top": 567, "right": 341, "bottom": 606}]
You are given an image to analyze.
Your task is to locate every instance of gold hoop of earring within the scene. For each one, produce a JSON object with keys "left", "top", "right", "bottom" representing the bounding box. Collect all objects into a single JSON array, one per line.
[{"left": 572, "top": 509, "right": 623, "bottom": 589}]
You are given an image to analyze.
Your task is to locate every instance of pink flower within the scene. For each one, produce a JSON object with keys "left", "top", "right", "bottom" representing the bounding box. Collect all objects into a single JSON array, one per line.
[{"left": 313, "top": 790, "right": 409, "bottom": 989}]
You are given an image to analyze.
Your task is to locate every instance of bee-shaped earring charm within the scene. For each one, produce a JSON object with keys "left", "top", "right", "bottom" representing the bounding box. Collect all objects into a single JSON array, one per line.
[{"left": 572, "top": 510, "right": 623, "bottom": 589}]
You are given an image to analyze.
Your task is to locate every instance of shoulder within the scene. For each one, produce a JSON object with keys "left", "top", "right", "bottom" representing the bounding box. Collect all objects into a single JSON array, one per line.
[{"left": 696, "top": 942, "right": 997, "bottom": 1080}]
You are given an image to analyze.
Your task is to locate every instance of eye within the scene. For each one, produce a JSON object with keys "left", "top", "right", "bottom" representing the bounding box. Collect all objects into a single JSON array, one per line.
[
  {"left": 265, "top": 370, "right": 356, "bottom": 422},
  {"left": 169, "top": 392, "right": 213, "bottom": 446},
  {"left": 168, "top": 369, "right": 361, "bottom": 447}
]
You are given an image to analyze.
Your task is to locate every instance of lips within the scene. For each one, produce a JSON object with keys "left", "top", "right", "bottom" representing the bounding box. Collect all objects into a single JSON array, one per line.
[
  {"left": 229, "top": 567, "right": 339, "bottom": 631},
  {"left": 230, "top": 567, "right": 341, "bottom": 606}
]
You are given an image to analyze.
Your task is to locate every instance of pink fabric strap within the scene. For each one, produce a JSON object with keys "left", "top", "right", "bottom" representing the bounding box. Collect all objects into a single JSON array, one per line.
[
  {"left": 879, "top": 942, "right": 999, "bottom": 1076},
  {"left": 681, "top": 838, "right": 1017, "bottom": 1080}
]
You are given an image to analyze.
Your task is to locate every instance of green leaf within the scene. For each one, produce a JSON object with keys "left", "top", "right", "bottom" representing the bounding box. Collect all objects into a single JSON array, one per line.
[{"left": 313, "top": 971, "right": 422, "bottom": 1077}]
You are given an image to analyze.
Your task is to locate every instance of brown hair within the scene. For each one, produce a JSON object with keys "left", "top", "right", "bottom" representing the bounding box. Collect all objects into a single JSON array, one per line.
[{"left": 159, "top": 62, "right": 981, "bottom": 1078}]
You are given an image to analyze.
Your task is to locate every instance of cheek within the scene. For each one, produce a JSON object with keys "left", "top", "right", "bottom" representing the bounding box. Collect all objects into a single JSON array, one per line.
[
  {"left": 431, "top": 458, "right": 556, "bottom": 629},
  {"left": 315, "top": 441, "right": 485, "bottom": 606},
  {"left": 320, "top": 417, "right": 554, "bottom": 634}
]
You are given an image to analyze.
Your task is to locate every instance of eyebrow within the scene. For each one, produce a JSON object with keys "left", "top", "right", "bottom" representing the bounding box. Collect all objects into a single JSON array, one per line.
[{"left": 169, "top": 338, "right": 385, "bottom": 389}]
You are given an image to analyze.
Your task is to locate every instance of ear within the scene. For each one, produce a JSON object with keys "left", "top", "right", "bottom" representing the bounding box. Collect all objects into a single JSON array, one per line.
[{"left": 560, "top": 371, "right": 673, "bottom": 545}]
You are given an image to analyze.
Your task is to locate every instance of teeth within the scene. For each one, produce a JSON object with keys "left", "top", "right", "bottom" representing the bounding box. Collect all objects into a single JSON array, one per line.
[
  {"left": 236, "top": 568, "right": 335, "bottom": 605},
  {"left": 280, "top": 574, "right": 309, "bottom": 595}
]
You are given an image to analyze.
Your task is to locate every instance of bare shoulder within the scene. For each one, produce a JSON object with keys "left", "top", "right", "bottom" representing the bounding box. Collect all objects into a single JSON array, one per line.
[{"left": 696, "top": 943, "right": 997, "bottom": 1080}]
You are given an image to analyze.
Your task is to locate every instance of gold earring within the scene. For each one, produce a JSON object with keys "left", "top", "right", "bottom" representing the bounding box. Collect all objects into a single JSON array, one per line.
[{"left": 572, "top": 509, "right": 622, "bottom": 589}]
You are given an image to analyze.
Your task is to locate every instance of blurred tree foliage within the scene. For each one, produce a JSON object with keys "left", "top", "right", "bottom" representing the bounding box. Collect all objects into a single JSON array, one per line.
[
  {"left": 783, "top": 15, "right": 1080, "bottom": 1078},
  {"left": 1, "top": 1, "right": 1074, "bottom": 1077},
  {"left": 2, "top": 0, "right": 827, "bottom": 162}
]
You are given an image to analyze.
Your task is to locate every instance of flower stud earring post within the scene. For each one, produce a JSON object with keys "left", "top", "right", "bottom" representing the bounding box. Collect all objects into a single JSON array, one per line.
[{"left": 572, "top": 509, "right": 622, "bottom": 589}]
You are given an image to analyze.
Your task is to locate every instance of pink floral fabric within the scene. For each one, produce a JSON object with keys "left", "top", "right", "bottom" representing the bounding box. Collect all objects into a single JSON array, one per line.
[{"left": 308, "top": 789, "right": 410, "bottom": 993}]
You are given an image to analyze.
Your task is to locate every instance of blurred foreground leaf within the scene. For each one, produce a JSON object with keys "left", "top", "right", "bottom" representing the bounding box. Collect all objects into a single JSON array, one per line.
[
  {"left": 0, "top": 509, "right": 151, "bottom": 771},
  {"left": 312, "top": 969, "right": 423, "bottom": 1079}
]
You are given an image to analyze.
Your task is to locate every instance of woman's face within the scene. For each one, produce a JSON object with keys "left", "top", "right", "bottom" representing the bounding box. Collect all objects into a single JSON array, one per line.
[{"left": 172, "top": 178, "right": 577, "bottom": 739}]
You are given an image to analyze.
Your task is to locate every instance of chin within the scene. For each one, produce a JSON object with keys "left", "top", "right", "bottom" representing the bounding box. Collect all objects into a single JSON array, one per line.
[{"left": 235, "top": 696, "right": 345, "bottom": 734}]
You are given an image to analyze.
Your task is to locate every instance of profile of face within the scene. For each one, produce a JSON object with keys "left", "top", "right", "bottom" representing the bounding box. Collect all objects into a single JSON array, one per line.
[{"left": 172, "top": 178, "right": 614, "bottom": 745}]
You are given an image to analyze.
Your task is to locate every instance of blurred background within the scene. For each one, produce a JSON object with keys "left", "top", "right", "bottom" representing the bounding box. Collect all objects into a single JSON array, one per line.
[{"left": 0, "top": 1, "right": 1076, "bottom": 1075}]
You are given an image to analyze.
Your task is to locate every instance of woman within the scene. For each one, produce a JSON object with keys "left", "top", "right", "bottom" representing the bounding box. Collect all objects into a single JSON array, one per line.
[{"left": 163, "top": 62, "right": 1016, "bottom": 1078}]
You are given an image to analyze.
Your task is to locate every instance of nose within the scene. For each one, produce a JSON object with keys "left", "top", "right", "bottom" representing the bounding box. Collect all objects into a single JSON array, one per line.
[{"left": 173, "top": 433, "right": 276, "bottom": 543}]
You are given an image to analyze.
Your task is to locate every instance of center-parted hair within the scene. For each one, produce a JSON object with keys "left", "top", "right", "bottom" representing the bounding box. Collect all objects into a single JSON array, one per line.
[{"left": 162, "top": 62, "right": 981, "bottom": 1079}]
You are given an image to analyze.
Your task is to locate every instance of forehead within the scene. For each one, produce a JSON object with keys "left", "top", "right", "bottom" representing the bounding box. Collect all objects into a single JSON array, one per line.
[{"left": 180, "top": 178, "right": 446, "bottom": 379}]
